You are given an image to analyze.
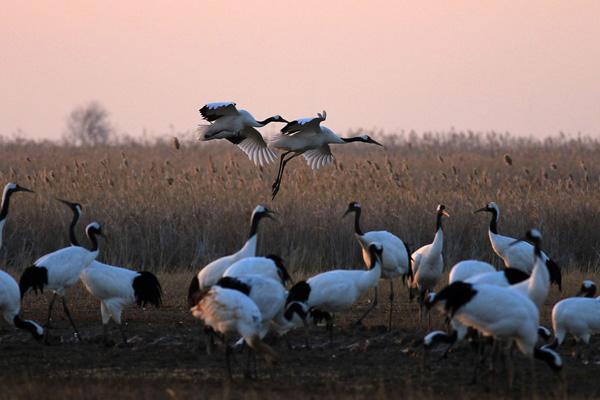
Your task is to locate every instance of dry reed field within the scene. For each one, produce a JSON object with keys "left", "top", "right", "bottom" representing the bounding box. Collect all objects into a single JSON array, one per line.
[
  {"left": 1, "top": 133, "right": 600, "bottom": 274},
  {"left": 2, "top": 132, "right": 600, "bottom": 399}
]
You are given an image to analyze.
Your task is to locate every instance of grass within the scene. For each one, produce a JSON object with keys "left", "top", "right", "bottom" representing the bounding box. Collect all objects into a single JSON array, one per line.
[{"left": 1, "top": 132, "right": 599, "bottom": 276}]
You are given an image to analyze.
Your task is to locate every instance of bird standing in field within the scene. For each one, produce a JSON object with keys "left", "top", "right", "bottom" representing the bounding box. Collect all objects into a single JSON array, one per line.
[
  {"left": 285, "top": 243, "right": 383, "bottom": 341},
  {"left": 190, "top": 285, "right": 278, "bottom": 379},
  {"left": 55, "top": 197, "right": 163, "bottom": 346},
  {"left": 0, "top": 182, "right": 42, "bottom": 341},
  {"left": 0, "top": 270, "right": 43, "bottom": 340},
  {"left": 410, "top": 205, "right": 449, "bottom": 327},
  {"left": 343, "top": 201, "right": 411, "bottom": 330},
  {"left": 475, "top": 202, "right": 560, "bottom": 277},
  {"left": 426, "top": 281, "right": 562, "bottom": 381},
  {"left": 0, "top": 183, "right": 34, "bottom": 251},
  {"left": 198, "top": 102, "right": 287, "bottom": 166},
  {"left": 19, "top": 222, "right": 105, "bottom": 341},
  {"left": 269, "top": 111, "right": 383, "bottom": 198},
  {"left": 547, "top": 280, "right": 600, "bottom": 355},
  {"left": 187, "top": 205, "right": 276, "bottom": 301}
]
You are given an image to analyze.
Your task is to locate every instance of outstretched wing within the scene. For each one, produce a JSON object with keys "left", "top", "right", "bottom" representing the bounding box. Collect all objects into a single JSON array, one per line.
[
  {"left": 199, "top": 102, "right": 239, "bottom": 122},
  {"left": 303, "top": 145, "right": 334, "bottom": 170},
  {"left": 281, "top": 110, "right": 327, "bottom": 136},
  {"left": 236, "top": 127, "right": 277, "bottom": 166}
]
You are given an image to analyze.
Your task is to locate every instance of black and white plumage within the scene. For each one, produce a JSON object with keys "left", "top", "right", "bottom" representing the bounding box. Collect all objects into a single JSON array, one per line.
[
  {"left": 426, "top": 281, "right": 562, "bottom": 371},
  {"left": 475, "top": 202, "right": 560, "bottom": 279},
  {"left": 222, "top": 255, "right": 292, "bottom": 286},
  {"left": 269, "top": 111, "right": 383, "bottom": 198},
  {"left": 448, "top": 260, "right": 496, "bottom": 284},
  {"left": 190, "top": 285, "right": 278, "bottom": 378},
  {"left": 188, "top": 205, "right": 275, "bottom": 304},
  {"left": 285, "top": 243, "right": 383, "bottom": 325},
  {"left": 410, "top": 204, "right": 449, "bottom": 323},
  {"left": 0, "top": 183, "right": 33, "bottom": 251},
  {"left": 0, "top": 269, "right": 43, "bottom": 340},
  {"left": 216, "top": 275, "right": 287, "bottom": 339},
  {"left": 548, "top": 280, "right": 600, "bottom": 349},
  {"left": 577, "top": 280, "right": 597, "bottom": 298},
  {"left": 19, "top": 222, "right": 105, "bottom": 340},
  {"left": 343, "top": 201, "right": 411, "bottom": 330},
  {"left": 55, "top": 198, "right": 83, "bottom": 246},
  {"left": 198, "top": 102, "right": 287, "bottom": 166},
  {"left": 80, "top": 264, "right": 162, "bottom": 345}
]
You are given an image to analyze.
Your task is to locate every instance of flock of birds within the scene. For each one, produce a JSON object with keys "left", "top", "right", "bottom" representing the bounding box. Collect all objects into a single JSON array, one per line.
[
  {"left": 0, "top": 103, "right": 598, "bottom": 382},
  {"left": 197, "top": 102, "right": 382, "bottom": 198}
]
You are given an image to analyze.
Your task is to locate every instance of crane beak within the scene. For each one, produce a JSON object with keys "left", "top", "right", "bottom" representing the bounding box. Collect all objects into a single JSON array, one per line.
[
  {"left": 442, "top": 210, "right": 450, "bottom": 218},
  {"left": 16, "top": 185, "right": 34, "bottom": 193},
  {"left": 369, "top": 138, "right": 384, "bottom": 147},
  {"left": 265, "top": 210, "right": 278, "bottom": 222},
  {"left": 342, "top": 208, "right": 353, "bottom": 219},
  {"left": 474, "top": 207, "right": 488, "bottom": 214}
]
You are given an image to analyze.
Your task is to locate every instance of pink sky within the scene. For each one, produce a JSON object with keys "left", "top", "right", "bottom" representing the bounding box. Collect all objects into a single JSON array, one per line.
[{"left": 2, "top": 1, "right": 599, "bottom": 140}]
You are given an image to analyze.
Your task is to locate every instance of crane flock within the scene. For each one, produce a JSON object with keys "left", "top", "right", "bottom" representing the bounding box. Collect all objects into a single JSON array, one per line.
[{"left": 0, "top": 102, "right": 596, "bottom": 385}]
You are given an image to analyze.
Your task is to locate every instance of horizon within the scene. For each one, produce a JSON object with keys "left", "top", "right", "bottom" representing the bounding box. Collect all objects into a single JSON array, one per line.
[{"left": 2, "top": 1, "right": 600, "bottom": 140}]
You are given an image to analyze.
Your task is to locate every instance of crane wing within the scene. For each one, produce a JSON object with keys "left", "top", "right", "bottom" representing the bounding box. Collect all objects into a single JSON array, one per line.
[
  {"left": 303, "top": 145, "right": 334, "bottom": 170},
  {"left": 199, "top": 102, "right": 239, "bottom": 122},
  {"left": 281, "top": 111, "right": 326, "bottom": 136},
  {"left": 236, "top": 127, "right": 277, "bottom": 166}
]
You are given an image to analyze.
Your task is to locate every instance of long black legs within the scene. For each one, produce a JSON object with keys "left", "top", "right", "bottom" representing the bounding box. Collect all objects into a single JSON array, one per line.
[
  {"left": 355, "top": 287, "right": 378, "bottom": 326},
  {"left": 388, "top": 280, "right": 395, "bottom": 331},
  {"left": 271, "top": 152, "right": 301, "bottom": 199},
  {"left": 62, "top": 297, "right": 81, "bottom": 341}
]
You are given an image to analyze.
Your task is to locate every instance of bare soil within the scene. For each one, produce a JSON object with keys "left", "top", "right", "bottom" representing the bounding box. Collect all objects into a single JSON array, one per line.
[{"left": 0, "top": 273, "right": 597, "bottom": 399}]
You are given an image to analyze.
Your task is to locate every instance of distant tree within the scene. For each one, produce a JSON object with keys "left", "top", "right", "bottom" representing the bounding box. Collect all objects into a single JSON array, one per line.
[{"left": 64, "top": 101, "right": 112, "bottom": 146}]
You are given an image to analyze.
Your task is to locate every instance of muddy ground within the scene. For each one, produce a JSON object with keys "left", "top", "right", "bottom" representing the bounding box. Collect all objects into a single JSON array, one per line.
[{"left": 0, "top": 273, "right": 598, "bottom": 399}]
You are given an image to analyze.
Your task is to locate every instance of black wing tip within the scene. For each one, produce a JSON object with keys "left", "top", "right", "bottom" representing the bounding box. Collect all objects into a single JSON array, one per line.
[{"left": 133, "top": 271, "right": 163, "bottom": 308}]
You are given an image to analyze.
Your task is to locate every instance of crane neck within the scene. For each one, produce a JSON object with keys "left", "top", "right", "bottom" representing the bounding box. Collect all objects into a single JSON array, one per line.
[
  {"left": 353, "top": 209, "right": 363, "bottom": 236},
  {"left": 342, "top": 136, "right": 366, "bottom": 144},
  {"left": 435, "top": 212, "right": 445, "bottom": 232},
  {"left": 86, "top": 229, "right": 100, "bottom": 252},
  {"left": 69, "top": 211, "right": 81, "bottom": 247},
  {"left": 488, "top": 209, "right": 498, "bottom": 234},
  {"left": 0, "top": 189, "right": 14, "bottom": 221},
  {"left": 256, "top": 116, "right": 280, "bottom": 126}
]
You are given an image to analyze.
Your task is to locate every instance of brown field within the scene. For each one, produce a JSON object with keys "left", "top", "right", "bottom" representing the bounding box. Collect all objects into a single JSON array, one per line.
[
  {"left": 2, "top": 134, "right": 600, "bottom": 398},
  {"left": 1, "top": 271, "right": 599, "bottom": 399}
]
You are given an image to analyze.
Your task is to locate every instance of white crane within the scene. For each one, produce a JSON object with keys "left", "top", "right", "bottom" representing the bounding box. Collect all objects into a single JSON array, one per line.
[
  {"left": 547, "top": 280, "right": 600, "bottom": 353},
  {"left": 187, "top": 205, "right": 275, "bottom": 303},
  {"left": 342, "top": 201, "right": 411, "bottom": 330},
  {"left": 190, "top": 285, "right": 278, "bottom": 378},
  {"left": 285, "top": 243, "right": 383, "bottom": 339},
  {"left": 448, "top": 260, "right": 496, "bottom": 284},
  {"left": 269, "top": 111, "right": 383, "bottom": 198},
  {"left": 432, "top": 230, "right": 559, "bottom": 354},
  {"left": 0, "top": 183, "right": 34, "bottom": 251},
  {"left": 0, "top": 270, "right": 43, "bottom": 340},
  {"left": 426, "top": 281, "right": 563, "bottom": 376},
  {"left": 19, "top": 222, "right": 105, "bottom": 341},
  {"left": 216, "top": 275, "right": 287, "bottom": 339},
  {"left": 198, "top": 102, "right": 287, "bottom": 166},
  {"left": 222, "top": 255, "right": 292, "bottom": 286},
  {"left": 475, "top": 202, "right": 560, "bottom": 278},
  {"left": 410, "top": 204, "right": 449, "bottom": 327},
  {"left": 80, "top": 263, "right": 162, "bottom": 346}
]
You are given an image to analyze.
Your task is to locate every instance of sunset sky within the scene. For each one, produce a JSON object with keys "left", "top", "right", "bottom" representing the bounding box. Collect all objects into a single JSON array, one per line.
[{"left": 2, "top": 1, "right": 599, "bottom": 140}]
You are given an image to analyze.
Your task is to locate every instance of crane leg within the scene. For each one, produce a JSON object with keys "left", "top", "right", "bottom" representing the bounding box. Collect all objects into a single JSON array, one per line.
[
  {"left": 225, "top": 345, "right": 233, "bottom": 379},
  {"left": 62, "top": 297, "right": 81, "bottom": 341},
  {"left": 355, "top": 287, "right": 378, "bottom": 326},
  {"left": 388, "top": 280, "right": 395, "bottom": 331},
  {"left": 43, "top": 293, "right": 58, "bottom": 342},
  {"left": 272, "top": 153, "right": 301, "bottom": 199},
  {"left": 118, "top": 323, "right": 129, "bottom": 347},
  {"left": 272, "top": 151, "right": 291, "bottom": 189}
]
